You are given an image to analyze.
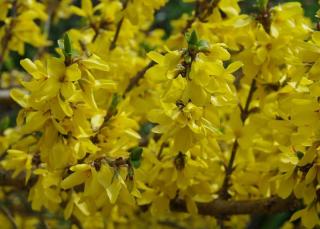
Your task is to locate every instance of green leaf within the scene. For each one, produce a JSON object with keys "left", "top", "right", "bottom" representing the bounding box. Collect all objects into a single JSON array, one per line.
[
  {"left": 185, "top": 30, "right": 198, "bottom": 47},
  {"left": 131, "top": 160, "right": 141, "bottom": 169},
  {"left": 185, "top": 31, "right": 210, "bottom": 53},
  {"left": 257, "top": 0, "right": 269, "bottom": 11},
  {"left": 129, "top": 147, "right": 143, "bottom": 161},
  {"left": 106, "top": 93, "right": 121, "bottom": 118},
  {"left": 129, "top": 147, "right": 143, "bottom": 169},
  {"left": 139, "top": 122, "right": 155, "bottom": 137},
  {"left": 110, "top": 93, "right": 121, "bottom": 111},
  {"left": 260, "top": 212, "right": 291, "bottom": 229},
  {"left": 189, "top": 31, "right": 198, "bottom": 45},
  {"left": 0, "top": 116, "right": 10, "bottom": 132},
  {"left": 64, "top": 33, "right": 72, "bottom": 57}
]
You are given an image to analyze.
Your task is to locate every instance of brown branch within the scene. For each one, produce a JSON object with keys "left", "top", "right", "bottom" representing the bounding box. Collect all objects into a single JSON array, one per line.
[
  {"left": 218, "top": 78, "right": 257, "bottom": 227},
  {"left": 91, "top": 22, "right": 101, "bottom": 43},
  {"left": 256, "top": 2, "right": 271, "bottom": 34},
  {"left": 124, "top": 61, "right": 156, "bottom": 95},
  {"left": 181, "top": 17, "right": 197, "bottom": 35},
  {"left": 109, "top": 0, "right": 129, "bottom": 50},
  {"left": 241, "top": 79, "right": 257, "bottom": 123},
  {"left": 109, "top": 17, "right": 124, "bottom": 50},
  {"left": 181, "top": 0, "right": 220, "bottom": 34},
  {"left": 199, "top": 0, "right": 221, "bottom": 22},
  {"left": 219, "top": 140, "right": 238, "bottom": 200},
  {"left": 170, "top": 195, "right": 301, "bottom": 216},
  {"left": 219, "top": 79, "right": 257, "bottom": 200}
]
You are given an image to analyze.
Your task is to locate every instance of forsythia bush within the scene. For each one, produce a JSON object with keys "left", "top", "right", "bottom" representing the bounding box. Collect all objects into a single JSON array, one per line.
[{"left": 1, "top": 0, "right": 320, "bottom": 228}]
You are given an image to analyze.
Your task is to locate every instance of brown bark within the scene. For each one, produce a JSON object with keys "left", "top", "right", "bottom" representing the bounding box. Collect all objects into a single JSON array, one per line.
[{"left": 170, "top": 195, "right": 301, "bottom": 216}]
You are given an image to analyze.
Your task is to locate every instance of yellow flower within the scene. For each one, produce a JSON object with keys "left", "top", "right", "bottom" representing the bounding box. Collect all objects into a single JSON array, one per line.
[
  {"left": 1, "top": 149, "right": 32, "bottom": 183},
  {"left": 28, "top": 169, "right": 62, "bottom": 211},
  {"left": 290, "top": 205, "right": 319, "bottom": 228}
]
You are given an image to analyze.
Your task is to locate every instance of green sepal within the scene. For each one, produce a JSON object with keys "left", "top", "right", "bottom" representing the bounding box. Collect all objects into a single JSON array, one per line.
[
  {"left": 64, "top": 33, "right": 72, "bottom": 57},
  {"left": 185, "top": 30, "right": 210, "bottom": 53},
  {"left": 139, "top": 122, "right": 155, "bottom": 137},
  {"left": 129, "top": 147, "right": 143, "bottom": 169},
  {"left": 188, "top": 30, "right": 198, "bottom": 47},
  {"left": 111, "top": 168, "right": 119, "bottom": 184},
  {"left": 106, "top": 93, "right": 121, "bottom": 118},
  {"left": 58, "top": 33, "right": 73, "bottom": 61},
  {"left": 110, "top": 94, "right": 121, "bottom": 111},
  {"left": 185, "top": 30, "right": 198, "bottom": 47}
]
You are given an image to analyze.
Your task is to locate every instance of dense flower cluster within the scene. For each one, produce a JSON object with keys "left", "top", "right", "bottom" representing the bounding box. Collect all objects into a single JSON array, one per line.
[{"left": 1, "top": 0, "right": 320, "bottom": 228}]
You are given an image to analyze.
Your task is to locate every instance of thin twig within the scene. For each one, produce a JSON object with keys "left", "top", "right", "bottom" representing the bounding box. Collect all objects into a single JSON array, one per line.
[
  {"left": 219, "top": 79, "right": 257, "bottom": 200},
  {"left": 124, "top": 61, "right": 156, "bottom": 95},
  {"left": 109, "top": 0, "right": 129, "bottom": 50},
  {"left": 109, "top": 17, "right": 124, "bottom": 50},
  {"left": 199, "top": 0, "right": 221, "bottom": 22},
  {"left": 219, "top": 140, "right": 239, "bottom": 200},
  {"left": 0, "top": 204, "right": 18, "bottom": 229},
  {"left": 181, "top": 0, "right": 220, "bottom": 34},
  {"left": 218, "top": 2, "right": 269, "bottom": 207},
  {"left": 218, "top": 79, "right": 257, "bottom": 227}
]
